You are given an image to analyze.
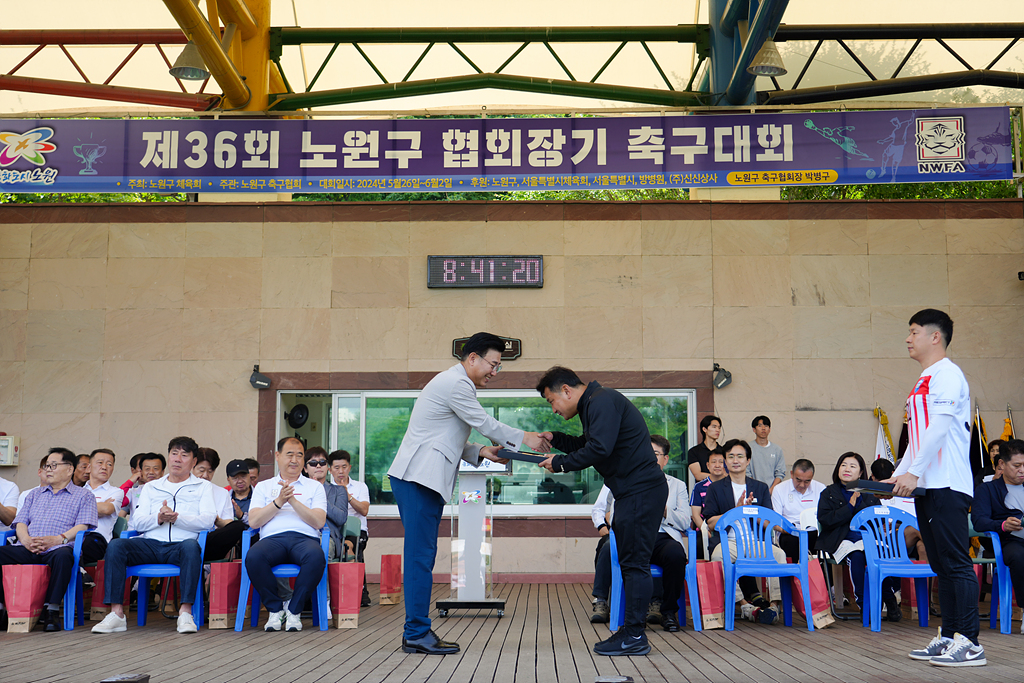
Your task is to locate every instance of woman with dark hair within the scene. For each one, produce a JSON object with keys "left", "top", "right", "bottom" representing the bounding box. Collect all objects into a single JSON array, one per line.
[{"left": 816, "top": 451, "right": 901, "bottom": 621}]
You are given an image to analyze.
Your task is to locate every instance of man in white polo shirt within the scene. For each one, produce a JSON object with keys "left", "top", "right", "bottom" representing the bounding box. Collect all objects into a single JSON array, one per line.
[
  {"left": 771, "top": 459, "right": 825, "bottom": 560},
  {"left": 247, "top": 437, "right": 327, "bottom": 633},
  {"left": 82, "top": 449, "right": 121, "bottom": 563}
]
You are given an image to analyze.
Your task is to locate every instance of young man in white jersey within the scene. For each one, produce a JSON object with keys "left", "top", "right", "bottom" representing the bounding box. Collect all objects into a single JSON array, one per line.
[{"left": 888, "top": 309, "right": 983, "bottom": 667}]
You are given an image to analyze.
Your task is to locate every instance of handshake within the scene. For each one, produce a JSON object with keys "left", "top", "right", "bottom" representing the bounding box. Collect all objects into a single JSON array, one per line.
[{"left": 479, "top": 431, "right": 556, "bottom": 471}]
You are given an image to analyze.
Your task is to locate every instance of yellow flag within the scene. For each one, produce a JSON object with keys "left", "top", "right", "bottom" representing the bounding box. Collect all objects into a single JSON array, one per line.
[{"left": 1002, "top": 418, "right": 1015, "bottom": 442}]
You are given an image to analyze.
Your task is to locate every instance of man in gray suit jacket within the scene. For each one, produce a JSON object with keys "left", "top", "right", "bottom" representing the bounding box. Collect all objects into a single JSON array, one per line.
[{"left": 387, "top": 332, "right": 551, "bottom": 655}]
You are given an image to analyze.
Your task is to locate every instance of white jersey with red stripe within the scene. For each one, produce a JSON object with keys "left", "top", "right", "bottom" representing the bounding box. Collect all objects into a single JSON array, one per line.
[{"left": 903, "top": 357, "right": 972, "bottom": 495}]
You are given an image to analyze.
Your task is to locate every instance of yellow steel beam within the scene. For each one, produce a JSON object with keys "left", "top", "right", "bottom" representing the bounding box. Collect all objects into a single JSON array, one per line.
[
  {"left": 238, "top": 0, "right": 269, "bottom": 111},
  {"left": 162, "top": 0, "right": 249, "bottom": 107},
  {"left": 219, "top": 0, "right": 258, "bottom": 40}
]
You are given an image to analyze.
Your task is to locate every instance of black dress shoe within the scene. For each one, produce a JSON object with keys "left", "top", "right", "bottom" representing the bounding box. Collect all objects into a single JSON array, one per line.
[
  {"left": 661, "top": 612, "right": 681, "bottom": 632},
  {"left": 402, "top": 630, "right": 460, "bottom": 655},
  {"left": 41, "top": 609, "right": 62, "bottom": 632},
  {"left": 361, "top": 595, "right": 372, "bottom": 607}
]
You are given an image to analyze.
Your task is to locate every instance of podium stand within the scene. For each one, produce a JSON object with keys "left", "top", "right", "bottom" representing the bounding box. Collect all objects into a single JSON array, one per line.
[{"left": 436, "top": 466, "right": 506, "bottom": 618}]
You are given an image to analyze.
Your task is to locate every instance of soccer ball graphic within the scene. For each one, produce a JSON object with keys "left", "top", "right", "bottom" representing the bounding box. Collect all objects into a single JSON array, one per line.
[{"left": 966, "top": 142, "right": 998, "bottom": 173}]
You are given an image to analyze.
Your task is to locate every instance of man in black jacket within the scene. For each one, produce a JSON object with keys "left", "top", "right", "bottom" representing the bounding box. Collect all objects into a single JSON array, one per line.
[
  {"left": 536, "top": 366, "right": 666, "bottom": 656},
  {"left": 972, "top": 439, "right": 1024, "bottom": 633}
]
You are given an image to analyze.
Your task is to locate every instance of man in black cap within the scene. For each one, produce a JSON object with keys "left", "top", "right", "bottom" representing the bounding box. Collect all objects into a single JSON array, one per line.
[{"left": 203, "top": 459, "right": 253, "bottom": 562}]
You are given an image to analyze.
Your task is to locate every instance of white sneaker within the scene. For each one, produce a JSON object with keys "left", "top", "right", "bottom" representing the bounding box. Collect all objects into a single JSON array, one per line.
[
  {"left": 740, "top": 603, "right": 755, "bottom": 621},
  {"left": 91, "top": 612, "right": 127, "bottom": 633},
  {"left": 176, "top": 612, "right": 198, "bottom": 634},
  {"left": 264, "top": 610, "right": 285, "bottom": 631},
  {"left": 285, "top": 610, "right": 302, "bottom": 632}
]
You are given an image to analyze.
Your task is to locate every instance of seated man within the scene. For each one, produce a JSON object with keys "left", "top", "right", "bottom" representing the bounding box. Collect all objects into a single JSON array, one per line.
[
  {"left": 194, "top": 447, "right": 243, "bottom": 563},
  {"left": 329, "top": 449, "right": 372, "bottom": 606},
  {"left": 92, "top": 436, "right": 214, "bottom": 635},
  {"left": 0, "top": 473, "right": 19, "bottom": 534},
  {"left": 18, "top": 456, "right": 49, "bottom": 511},
  {"left": 73, "top": 453, "right": 91, "bottom": 488},
  {"left": 246, "top": 437, "right": 327, "bottom": 632},
  {"left": 972, "top": 439, "right": 1024, "bottom": 634},
  {"left": 588, "top": 484, "right": 612, "bottom": 623},
  {"left": 224, "top": 459, "right": 254, "bottom": 525},
  {"left": 245, "top": 458, "right": 261, "bottom": 488},
  {"left": 0, "top": 448, "right": 98, "bottom": 631},
  {"left": 307, "top": 448, "right": 348, "bottom": 562},
  {"left": 771, "top": 459, "right": 825, "bottom": 561},
  {"left": 703, "top": 439, "right": 788, "bottom": 625},
  {"left": 82, "top": 448, "right": 121, "bottom": 564},
  {"left": 122, "top": 452, "right": 165, "bottom": 522},
  {"left": 690, "top": 447, "right": 727, "bottom": 559},
  {"left": 646, "top": 434, "right": 690, "bottom": 632}
]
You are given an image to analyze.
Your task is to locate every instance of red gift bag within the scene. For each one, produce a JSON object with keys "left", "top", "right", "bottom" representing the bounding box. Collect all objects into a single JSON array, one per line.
[
  {"left": 791, "top": 560, "right": 835, "bottom": 629},
  {"left": 329, "top": 562, "right": 365, "bottom": 628},
  {"left": 379, "top": 554, "right": 402, "bottom": 605},
  {"left": 208, "top": 560, "right": 243, "bottom": 629},
  {"left": 695, "top": 560, "right": 725, "bottom": 630},
  {"left": 90, "top": 560, "right": 132, "bottom": 621},
  {"left": 4, "top": 564, "right": 49, "bottom": 633}
]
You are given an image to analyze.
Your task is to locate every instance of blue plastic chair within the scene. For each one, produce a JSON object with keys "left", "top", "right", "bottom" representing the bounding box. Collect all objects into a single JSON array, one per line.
[
  {"left": 0, "top": 530, "right": 12, "bottom": 545},
  {"left": 981, "top": 530, "right": 1013, "bottom": 634},
  {"left": 234, "top": 527, "right": 330, "bottom": 631},
  {"left": 715, "top": 506, "right": 813, "bottom": 631},
  {"left": 608, "top": 528, "right": 702, "bottom": 632},
  {"left": 852, "top": 506, "right": 935, "bottom": 632},
  {"left": 2, "top": 528, "right": 87, "bottom": 630},
  {"left": 120, "top": 530, "right": 209, "bottom": 628}
]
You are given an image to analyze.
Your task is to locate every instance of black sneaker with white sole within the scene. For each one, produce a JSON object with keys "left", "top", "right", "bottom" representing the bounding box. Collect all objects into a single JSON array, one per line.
[
  {"left": 593, "top": 630, "right": 651, "bottom": 657},
  {"left": 929, "top": 633, "right": 986, "bottom": 667}
]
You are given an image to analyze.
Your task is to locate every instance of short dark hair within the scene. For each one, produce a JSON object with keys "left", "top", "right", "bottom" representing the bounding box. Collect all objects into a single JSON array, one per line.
[
  {"left": 130, "top": 453, "right": 143, "bottom": 470},
  {"left": 328, "top": 449, "right": 351, "bottom": 465},
  {"left": 988, "top": 439, "right": 1007, "bottom": 455},
  {"left": 707, "top": 447, "right": 726, "bottom": 463},
  {"left": 997, "top": 439, "right": 1024, "bottom": 464},
  {"left": 751, "top": 415, "right": 771, "bottom": 429},
  {"left": 722, "top": 439, "right": 751, "bottom": 459},
  {"left": 277, "top": 436, "right": 304, "bottom": 452},
  {"left": 792, "top": 459, "right": 814, "bottom": 473},
  {"left": 38, "top": 454, "right": 50, "bottom": 469},
  {"left": 90, "top": 448, "right": 115, "bottom": 462},
  {"left": 699, "top": 415, "right": 721, "bottom": 438},
  {"left": 870, "top": 458, "right": 895, "bottom": 480},
  {"left": 244, "top": 458, "right": 260, "bottom": 472},
  {"left": 167, "top": 436, "right": 199, "bottom": 456},
  {"left": 460, "top": 332, "right": 506, "bottom": 361},
  {"left": 139, "top": 452, "right": 167, "bottom": 471},
  {"left": 535, "top": 366, "right": 584, "bottom": 395},
  {"left": 832, "top": 451, "right": 867, "bottom": 487},
  {"left": 650, "top": 434, "right": 671, "bottom": 455},
  {"left": 75, "top": 453, "right": 91, "bottom": 467},
  {"left": 47, "top": 447, "right": 78, "bottom": 468},
  {"left": 909, "top": 308, "right": 953, "bottom": 347},
  {"left": 195, "top": 447, "right": 220, "bottom": 472},
  {"left": 304, "top": 446, "right": 328, "bottom": 465}
]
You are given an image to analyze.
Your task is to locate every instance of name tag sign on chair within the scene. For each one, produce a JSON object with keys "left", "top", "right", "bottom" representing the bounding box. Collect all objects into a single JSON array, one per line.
[{"left": 743, "top": 507, "right": 759, "bottom": 514}]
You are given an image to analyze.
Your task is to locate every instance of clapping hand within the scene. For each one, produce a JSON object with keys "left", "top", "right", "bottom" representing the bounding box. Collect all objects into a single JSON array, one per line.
[
  {"left": 232, "top": 499, "right": 244, "bottom": 520},
  {"left": 275, "top": 480, "right": 294, "bottom": 508},
  {"left": 157, "top": 499, "right": 178, "bottom": 525}
]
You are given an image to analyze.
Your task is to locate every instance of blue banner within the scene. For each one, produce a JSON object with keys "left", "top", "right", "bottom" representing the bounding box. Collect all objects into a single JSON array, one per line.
[{"left": 0, "top": 107, "right": 1012, "bottom": 193}]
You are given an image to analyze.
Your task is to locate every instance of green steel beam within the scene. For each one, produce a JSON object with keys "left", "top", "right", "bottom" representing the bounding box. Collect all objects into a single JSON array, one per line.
[
  {"left": 268, "top": 72, "right": 708, "bottom": 110},
  {"left": 275, "top": 25, "right": 705, "bottom": 45}
]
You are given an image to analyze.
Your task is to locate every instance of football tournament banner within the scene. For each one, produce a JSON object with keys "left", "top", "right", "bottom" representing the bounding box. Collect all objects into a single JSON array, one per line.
[{"left": 0, "top": 107, "right": 1012, "bottom": 194}]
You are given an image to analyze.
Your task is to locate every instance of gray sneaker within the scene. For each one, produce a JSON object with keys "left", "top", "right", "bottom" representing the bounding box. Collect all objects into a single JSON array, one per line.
[
  {"left": 929, "top": 633, "right": 986, "bottom": 667},
  {"left": 590, "top": 600, "right": 610, "bottom": 624},
  {"left": 908, "top": 628, "right": 954, "bottom": 661}
]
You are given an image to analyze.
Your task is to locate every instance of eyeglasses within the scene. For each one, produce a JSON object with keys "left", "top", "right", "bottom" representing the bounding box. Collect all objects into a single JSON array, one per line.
[
  {"left": 481, "top": 357, "right": 502, "bottom": 373},
  {"left": 43, "top": 462, "right": 72, "bottom": 470},
  {"left": 307, "top": 460, "right": 327, "bottom": 467},
  {"left": 653, "top": 450, "right": 667, "bottom": 458}
]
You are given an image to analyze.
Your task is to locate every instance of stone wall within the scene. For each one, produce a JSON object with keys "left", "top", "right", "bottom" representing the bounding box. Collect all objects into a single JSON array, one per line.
[{"left": 1, "top": 199, "right": 1022, "bottom": 577}]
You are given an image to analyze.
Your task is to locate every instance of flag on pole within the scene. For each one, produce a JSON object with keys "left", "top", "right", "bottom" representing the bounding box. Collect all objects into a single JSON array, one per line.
[
  {"left": 897, "top": 409, "right": 909, "bottom": 463},
  {"left": 969, "top": 403, "right": 989, "bottom": 481},
  {"left": 873, "top": 406, "right": 895, "bottom": 463},
  {"left": 1001, "top": 404, "right": 1015, "bottom": 442}
]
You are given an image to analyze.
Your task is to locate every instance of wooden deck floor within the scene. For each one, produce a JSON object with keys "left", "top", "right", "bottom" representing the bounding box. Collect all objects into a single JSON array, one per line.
[{"left": 1, "top": 584, "right": 1019, "bottom": 683}]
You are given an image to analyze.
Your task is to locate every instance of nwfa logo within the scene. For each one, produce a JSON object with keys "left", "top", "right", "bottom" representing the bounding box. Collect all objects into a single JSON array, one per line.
[{"left": 915, "top": 116, "right": 966, "bottom": 174}]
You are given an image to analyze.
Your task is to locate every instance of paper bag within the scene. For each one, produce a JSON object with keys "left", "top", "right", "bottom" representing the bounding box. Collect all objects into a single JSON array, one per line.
[
  {"left": 329, "top": 562, "right": 365, "bottom": 628},
  {"left": 4, "top": 564, "right": 49, "bottom": 633},
  {"left": 695, "top": 560, "right": 725, "bottom": 630},
  {"left": 791, "top": 560, "right": 835, "bottom": 629},
  {"left": 379, "top": 554, "right": 402, "bottom": 605},
  {"left": 208, "top": 561, "right": 242, "bottom": 629}
]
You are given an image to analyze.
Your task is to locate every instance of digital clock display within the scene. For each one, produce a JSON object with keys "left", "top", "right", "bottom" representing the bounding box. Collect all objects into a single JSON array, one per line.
[{"left": 427, "top": 255, "right": 544, "bottom": 288}]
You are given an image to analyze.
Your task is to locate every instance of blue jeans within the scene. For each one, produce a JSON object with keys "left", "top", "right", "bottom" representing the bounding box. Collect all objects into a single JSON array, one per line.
[
  {"left": 390, "top": 476, "right": 446, "bottom": 640},
  {"left": 103, "top": 537, "right": 202, "bottom": 605},
  {"left": 245, "top": 531, "right": 326, "bottom": 613}
]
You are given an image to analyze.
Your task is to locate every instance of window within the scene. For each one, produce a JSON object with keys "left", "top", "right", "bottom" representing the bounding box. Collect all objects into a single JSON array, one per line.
[{"left": 276, "top": 388, "right": 695, "bottom": 517}]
